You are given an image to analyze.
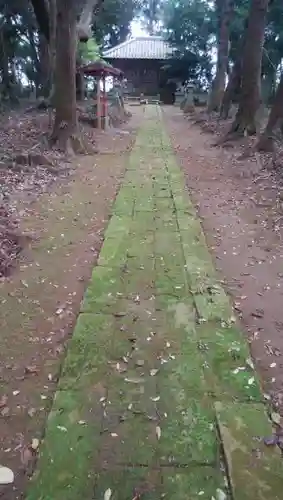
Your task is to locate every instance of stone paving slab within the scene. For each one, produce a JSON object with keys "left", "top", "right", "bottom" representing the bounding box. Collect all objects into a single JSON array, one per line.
[
  {"left": 216, "top": 402, "right": 283, "bottom": 500},
  {"left": 26, "top": 106, "right": 283, "bottom": 499}
]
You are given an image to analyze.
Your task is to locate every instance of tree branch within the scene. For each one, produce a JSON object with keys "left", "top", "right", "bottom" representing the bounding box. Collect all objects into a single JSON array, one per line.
[
  {"left": 30, "top": 0, "right": 50, "bottom": 42},
  {"left": 77, "top": 0, "right": 105, "bottom": 42}
]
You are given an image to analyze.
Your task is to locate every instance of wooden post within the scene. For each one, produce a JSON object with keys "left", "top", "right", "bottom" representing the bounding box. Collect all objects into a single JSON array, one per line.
[{"left": 97, "top": 76, "right": 101, "bottom": 129}]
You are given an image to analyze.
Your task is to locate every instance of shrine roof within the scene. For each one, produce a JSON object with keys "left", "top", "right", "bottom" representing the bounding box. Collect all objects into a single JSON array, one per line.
[
  {"left": 103, "top": 36, "right": 173, "bottom": 60},
  {"left": 80, "top": 60, "right": 123, "bottom": 77}
]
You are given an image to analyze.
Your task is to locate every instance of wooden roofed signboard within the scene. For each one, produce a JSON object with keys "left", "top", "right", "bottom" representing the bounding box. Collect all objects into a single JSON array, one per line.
[{"left": 103, "top": 36, "right": 174, "bottom": 97}]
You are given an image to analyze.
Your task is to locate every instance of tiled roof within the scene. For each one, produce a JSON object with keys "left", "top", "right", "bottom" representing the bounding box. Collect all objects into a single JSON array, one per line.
[{"left": 103, "top": 36, "right": 173, "bottom": 60}]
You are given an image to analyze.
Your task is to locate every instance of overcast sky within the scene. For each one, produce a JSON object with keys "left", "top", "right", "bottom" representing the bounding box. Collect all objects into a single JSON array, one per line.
[{"left": 130, "top": 19, "right": 147, "bottom": 37}]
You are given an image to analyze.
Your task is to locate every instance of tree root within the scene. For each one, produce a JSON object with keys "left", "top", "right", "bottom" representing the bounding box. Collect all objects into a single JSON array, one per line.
[
  {"left": 237, "top": 147, "right": 255, "bottom": 160},
  {"left": 192, "top": 116, "right": 207, "bottom": 125},
  {"left": 25, "top": 98, "right": 53, "bottom": 113},
  {"left": 0, "top": 204, "right": 31, "bottom": 278},
  {"left": 50, "top": 130, "right": 97, "bottom": 155},
  {"left": 256, "top": 134, "right": 274, "bottom": 152},
  {"left": 13, "top": 152, "right": 54, "bottom": 167},
  {"left": 0, "top": 151, "right": 70, "bottom": 175}
]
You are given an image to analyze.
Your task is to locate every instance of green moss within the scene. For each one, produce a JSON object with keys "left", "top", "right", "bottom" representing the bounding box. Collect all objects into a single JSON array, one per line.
[
  {"left": 162, "top": 467, "right": 227, "bottom": 499},
  {"left": 193, "top": 287, "right": 232, "bottom": 322},
  {"left": 26, "top": 390, "right": 100, "bottom": 500},
  {"left": 28, "top": 105, "right": 277, "bottom": 500},
  {"left": 135, "top": 193, "right": 155, "bottom": 212},
  {"left": 58, "top": 313, "right": 115, "bottom": 390},
  {"left": 97, "top": 233, "right": 129, "bottom": 267},
  {"left": 99, "top": 413, "right": 157, "bottom": 465},
  {"left": 197, "top": 322, "right": 262, "bottom": 400},
  {"left": 104, "top": 213, "right": 133, "bottom": 239},
  {"left": 81, "top": 266, "right": 124, "bottom": 313},
  {"left": 112, "top": 194, "right": 134, "bottom": 216},
  {"left": 157, "top": 396, "right": 218, "bottom": 464},
  {"left": 94, "top": 467, "right": 161, "bottom": 499},
  {"left": 216, "top": 402, "right": 283, "bottom": 500}
]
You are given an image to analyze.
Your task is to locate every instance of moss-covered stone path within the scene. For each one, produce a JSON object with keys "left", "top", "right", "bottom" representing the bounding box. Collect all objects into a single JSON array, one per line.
[{"left": 27, "top": 107, "right": 283, "bottom": 499}]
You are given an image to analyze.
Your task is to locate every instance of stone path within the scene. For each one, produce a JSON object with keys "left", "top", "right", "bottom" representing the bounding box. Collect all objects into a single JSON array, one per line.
[{"left": 27, "top": 106, "right": 282, "bottom": 499}]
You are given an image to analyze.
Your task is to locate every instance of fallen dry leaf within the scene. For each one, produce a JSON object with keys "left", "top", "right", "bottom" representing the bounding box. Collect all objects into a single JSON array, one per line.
[
  {"left": 264, "top": 435, "right": 278, "bottom": 447},
  {"left": 1, "top": 407, "right": 10, "bottom": 417},
  {"left": 104, "top": 488, "right": 112, "bottom": 500},
  {"left": 136, "top": 360, "right": 145, "bottom": 367},
  {"left": 271, "top": 411, "right": 281, "bottom": 426},
  {"left": 246, "top": 357, "right": 254, "bottom": 370},
  {"left": 24, "top": 365, "right": 39, "bottom": 375},
  {"left": 124, "top": 377, "right": 144, "bottom": 384},
  {"left": 27, "top": 408, "right": 37, "bottom": 418},
  {"left": 0, "top": 395, "right": 8, "bottom": 408},
  {"left": 216, "top": 488, "right": 227, "bottom": 500},
  {"left": 151, "top": 396, "right": 160, "bottom": 402},
  {"left": 150, "top": 369, "right": 159, "bottom": 376},
  {"left": 31, "top": 438, "right": 40, "bottom": 450},
  {"left": 0, "top": 466, "right": 14, "bottom": 485},
  {"left": 156, "top": 426, "right": 161, "bottom": 440}
]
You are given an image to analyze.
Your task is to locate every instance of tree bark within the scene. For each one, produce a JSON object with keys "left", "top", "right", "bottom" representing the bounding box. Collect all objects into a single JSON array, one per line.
[
  {"left": 227, "top": 0, "right": 269, "bottom": 137},
  {"left": 261, "top": 68, "right": 276, "bottom": 105},
  {"left": 32, "top": 0, "right": 56, "bottom": 100},
  {"left": 76, "top": 69, "right": 85, "bottom": 100},
  {"left": 257, "top": 73, "right": 283, "bottom": 151},
  {"left": 30, "top": 0, "right": 50, "bottom": 42},
  {"left": 37, "top": 35, "right": 51, "bottom": 97},
  {"left": 220, "top": 58, "right": 241, "bottom": 118},
  {"left": 50, "top": 0, "right": 82, "bottom": 152},
  {"left": 77, "top": 0, "right": 104, "bottom": 41},
  {"left": 208, "top": 0, "right": 234, "bottom": 113}
]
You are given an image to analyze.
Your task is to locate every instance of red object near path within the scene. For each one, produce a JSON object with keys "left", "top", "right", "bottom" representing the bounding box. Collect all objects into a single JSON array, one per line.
[{"left": 80, "top": 60, "right": 123, "bottom": 78}]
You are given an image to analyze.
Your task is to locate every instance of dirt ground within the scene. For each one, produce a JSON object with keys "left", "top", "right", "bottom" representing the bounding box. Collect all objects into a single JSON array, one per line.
[
  {"left": 2, "top": 103, "right": 283, "bottom": 497},
  {"left": 164, "top": 106, "right": 283, "bottom": 412},
  {"left": 0, "top": 113, "right": 140, "bottom": 499}
]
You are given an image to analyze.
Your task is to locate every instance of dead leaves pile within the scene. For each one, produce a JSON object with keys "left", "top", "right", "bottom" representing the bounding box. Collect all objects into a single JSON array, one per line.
[{"left": 0, "top": 203, "right": 23, "bottom": 278}]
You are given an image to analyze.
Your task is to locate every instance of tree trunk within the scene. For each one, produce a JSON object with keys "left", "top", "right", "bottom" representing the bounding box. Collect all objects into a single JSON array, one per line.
[
  {"left": 50, "top": 0, "right": 84, "bottom": 152},
  {"left": 208, "top": 0, "right": 234, "bottom": 113},
  {"left": 37, "top": 35, "right": 51, "bottom": 97},
  {"left": 257, "top": 73, "right": 283, "bottom": 151},
  {"left": 0, "top": 16, "right": 17, "bottom": 102},
  {"left": 47, "top": 0, "right": 57, "bottom": 102},
  {"left": 33, "top": 0, "right": 56, "bottom": 100},
  {"left": 76, "top": 69, "right": 85, "bottom": 100},
  {"left": 227, "top": 0, "right": 269, "bottom": 137},
  {"left": 220, "top": 58, "right": 241, "bottom": 118},
  {"left": 261, "top": 69, "right": 276, "bottom": 105},
  {"left": 77, "top": 0, "right": 102, "bottom": 41}
]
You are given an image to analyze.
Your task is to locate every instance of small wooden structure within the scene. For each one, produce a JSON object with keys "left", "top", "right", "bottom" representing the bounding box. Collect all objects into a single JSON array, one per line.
[
  {"left": 80, "top": 60, "right": 123, "bottom": 129},
  {"left": 103, "top": 36, "right": 173, "bottom": 99}
]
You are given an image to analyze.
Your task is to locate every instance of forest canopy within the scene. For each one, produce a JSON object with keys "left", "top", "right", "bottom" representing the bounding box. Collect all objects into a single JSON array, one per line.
[{"left": 0, "top": 0, "right": 283, "bottom": 151}]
